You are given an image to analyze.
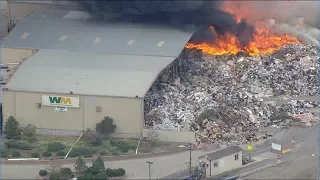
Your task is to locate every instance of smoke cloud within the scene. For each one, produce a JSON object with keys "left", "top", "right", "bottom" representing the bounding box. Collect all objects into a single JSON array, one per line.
[{"left": 75, "top": 0, "right": 255, "bottom": 45}]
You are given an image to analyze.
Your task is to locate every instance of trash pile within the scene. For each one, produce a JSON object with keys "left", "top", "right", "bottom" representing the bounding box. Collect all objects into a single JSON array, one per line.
[{"left": 144, "top": 44, "right": 319, "bottom": 145}]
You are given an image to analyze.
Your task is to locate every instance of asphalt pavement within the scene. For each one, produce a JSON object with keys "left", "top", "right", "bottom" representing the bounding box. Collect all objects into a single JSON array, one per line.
[
  {"left": 1, "top": 148, "right": 213, "bottom": 179},
  {"left": 242, "top": 126, "right": 319, "bottom": 179}
]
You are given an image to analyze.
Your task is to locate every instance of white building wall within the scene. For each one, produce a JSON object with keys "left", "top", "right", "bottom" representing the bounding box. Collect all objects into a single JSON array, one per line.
[{"left": 206, "top": 151, "right": 243, "bottom": 177}]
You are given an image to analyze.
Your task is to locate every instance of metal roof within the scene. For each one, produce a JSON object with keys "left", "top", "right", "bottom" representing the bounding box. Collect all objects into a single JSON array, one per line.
[
  {"left": 5, "top": 50, "right": 176, "bottom": 98},
  {"left": 2, "top": 9, "right": 194, "bottom": 57},
  {"left": 203, "top": 146, "right": 243, "bottom": 161}
]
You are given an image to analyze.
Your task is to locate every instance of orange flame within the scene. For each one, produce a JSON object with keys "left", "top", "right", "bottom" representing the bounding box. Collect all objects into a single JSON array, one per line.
[{"left": 185, "top": 2, "right": 302, "bottom": 56}]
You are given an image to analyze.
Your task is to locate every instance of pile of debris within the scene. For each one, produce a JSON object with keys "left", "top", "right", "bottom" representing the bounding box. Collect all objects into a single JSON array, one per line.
[{"left": 144, "top": 44, "right": 319, "bottom": 145}]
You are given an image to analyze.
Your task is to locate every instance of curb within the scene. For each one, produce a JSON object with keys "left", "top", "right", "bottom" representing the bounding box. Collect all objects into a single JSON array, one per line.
[
  {"left": 238, "top": 161, "right": 286, "bottom": 178},
  {"left": 2, "top": 148, "right": 188, "bottom": 165}
]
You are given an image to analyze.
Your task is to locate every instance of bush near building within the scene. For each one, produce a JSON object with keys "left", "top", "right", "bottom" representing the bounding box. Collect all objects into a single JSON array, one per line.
[
  {"left": 95, "top": 116, "right": 116, "bottom": 136},
  {"left": 39, "top": 170, "right": 48, "bottom": 176},
  {"left": 32, "top": 152, "right": 40, "bottom": 158},
  {"left": 4, "top": 116, "right": 22, "bottom": 139},
  {"left": 56, "top": 151, "right": 66, "bottom": 157},
  {"left": 4, "top": 140, "right": 33, "bottom": 150},
  {"left": 11, "top": 151, "right": 21, "bottom": 157},
  {"left": 42, "top": 151, "right": 52, "bottom": 157},
  {"left": 76, "top": 156, "right": 126, "bottom": 180},
  {"left": 47, "top": 142, "right": 65, "bottom": 152},
  {"left": 2, "top": 116, "right": 161, "bottom": 160}
]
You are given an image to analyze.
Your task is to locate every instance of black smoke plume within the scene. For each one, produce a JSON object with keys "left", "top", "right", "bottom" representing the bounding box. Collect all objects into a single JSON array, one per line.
[{"left": 76, "top": 0, "right": 255, "bottom": 45}]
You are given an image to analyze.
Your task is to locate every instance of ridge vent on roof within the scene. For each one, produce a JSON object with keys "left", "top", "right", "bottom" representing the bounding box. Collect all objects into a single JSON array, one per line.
[
  {"left": 127, "top": 39, "right": 135, "bottom": 45},
  {"left": 59, "top": 35, "right": 67, "bottom": 41},
  {"left": 157, "top": 41, "right": 165, "bottom": 47},
  {"left": 20, "top": 33, "right": 29, "bottom": 39}
]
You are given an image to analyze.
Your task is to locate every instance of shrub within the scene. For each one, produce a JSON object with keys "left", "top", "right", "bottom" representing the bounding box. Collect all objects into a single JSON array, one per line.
[
  {"left": 47, "top": 142, "right": 65, "bottom": 152},
  {"left": 11, "top": 151, "right": 20, "bottom": 157},
  {"left": 105, "top": 168, "right": 114, "bottom": 177},
  {"left": 116, "top": 168, "right": 126, "bottom": 176},
  {"left": 106, "top": 168, "right": 126, "bottom": 177},
  {"left": 1, "top": 148, "right": 9, "bottom": 158},
  {"left": 59, "top": 167, "right": 73, "bottom": 179},
  {"left": 85, "top": 129, "right": 103, "bottom": 146},
  {"left": 110, "top": 140, "right": 134, "bottom": 153},
  {"left": 95, "top": 116, "right": 116, "bottom": 136},
  {"left": 99, "top": 151, "right": 108, "bottom": 156},
  {"left": 49, "top": 173, "right": 60, "bottom": 180},
  {"left": 56, "top": 151, "right": 66, "bottom": 157},
  {"left": 5, "top": 140, "right": 33, "bottom": 150},
  {"left": 1, "top": 153, "right": 9, "bottom": 158},
  {"left": 83, "top": 153, "right": 93, "bottom": 158},
  {"left": 92, "top": 156, "right": 105, "bottom": 173},
  {"left": 21, "top": 124, "right": 36, "bottom": 137},
  {"left": 111, "top": 151, "right": 119, "bottom": 156},
  {"left": 74, "top": 156, "right": 87, "bottom": 173},
  {"left": 31, "top": 152, "right": 40, "bottom": 158},
  {"left": 95, "top": 171, "right": 109, "bottom": 180},
  {"left": 42, "top": 151, "right": 52, "bottom": 157},
  {"left": 22, "top": 136, "right": 37, "bottom": 143},
  {"left": 77, "top": 173, "right": 95, "bottom": 180},
  {"left": 4, "top": 116, "right": 21, "bottom": 139},
  {"left": 39, "top": 170, "right": 48, "bottom": 176},
  {"left": 68, "top": 147, "right": 93, "bottom": 158}
]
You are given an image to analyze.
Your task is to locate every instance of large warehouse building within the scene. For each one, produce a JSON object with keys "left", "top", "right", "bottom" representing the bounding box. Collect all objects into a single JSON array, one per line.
[{"left": 1, "top": 9, "right": 194, "bottom": 138}]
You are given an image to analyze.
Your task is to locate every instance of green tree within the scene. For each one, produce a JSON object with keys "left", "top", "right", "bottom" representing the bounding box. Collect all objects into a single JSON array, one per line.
[
  {"left": 21, "top": 124, "right": 36, "bottom": 137},
  {"left": 94, "top": 171, "right": 109, "bottom": 180},
  {"left": 84, "top": 129, "right": 103, "bottom": 146},
  {"left": 90, "top": 156, "right": 105, "bottom": 175},
  {"left": 95, "top": 116, "right": 116, "bottom": 136},
  {"left": 77, "top": 173, "right": 95, "bottom": 180},
  {"left": 74, "top": 156, "right": 87, "bottom": 173},
  {"left": 4, "top": 116, "right": 21, "bottom": 139}
]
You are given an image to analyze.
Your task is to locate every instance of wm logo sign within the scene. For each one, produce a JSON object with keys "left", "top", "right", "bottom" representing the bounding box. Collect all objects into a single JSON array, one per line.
[
  {"left": 42, "top": 95, "right": 79, "bottom": 108},
  {"left": 49, "top": 96, "right": 72, "bottom": 105}
]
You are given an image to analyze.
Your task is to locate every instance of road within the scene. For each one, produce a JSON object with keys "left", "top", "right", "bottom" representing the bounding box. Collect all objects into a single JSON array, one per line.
[
  {"left": 2, "top": 149, "right": 212, "bottom": 179},
  {"left": 243, "top": 126, "right": 319, "bottom": 179}
]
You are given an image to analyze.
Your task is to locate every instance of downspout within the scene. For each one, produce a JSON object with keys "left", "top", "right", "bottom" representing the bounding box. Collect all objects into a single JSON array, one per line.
[
  {"left": 135, "top": 136, "right": 142, "bottom": 154},
  {"left": 64, "top": 132, "right": 83, "bottom": 159},
  {"left": 82, "top": 95, "right": 85, "bottom": 132}
]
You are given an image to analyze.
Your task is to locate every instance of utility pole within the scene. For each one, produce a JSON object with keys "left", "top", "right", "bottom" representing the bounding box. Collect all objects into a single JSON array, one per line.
[
  {"left": 146, "top": 161, "right": 153, "bottom": 180},
  {"left": 189, "top": 142, "right": 192, "bottom": 177}
]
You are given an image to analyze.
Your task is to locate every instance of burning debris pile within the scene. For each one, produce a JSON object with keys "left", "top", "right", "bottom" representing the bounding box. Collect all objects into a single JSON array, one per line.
[{"left": 144, "top": 44, "right": 319, "bottom": 145}]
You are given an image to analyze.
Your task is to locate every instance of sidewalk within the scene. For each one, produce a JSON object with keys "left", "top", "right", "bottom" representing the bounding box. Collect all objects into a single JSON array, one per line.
[{"left": 206, "top": 157, "right": 275, "bottom": 180}]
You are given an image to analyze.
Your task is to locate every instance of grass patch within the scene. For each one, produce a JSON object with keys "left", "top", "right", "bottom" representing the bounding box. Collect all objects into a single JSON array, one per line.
[{"left": 2, "top": 134, "right": 179, "bottom": 159}]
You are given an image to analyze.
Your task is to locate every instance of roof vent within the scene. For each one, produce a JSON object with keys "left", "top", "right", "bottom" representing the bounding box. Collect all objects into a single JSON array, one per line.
[
  {"left": 157, "top": 41, "right": 165, "bottom": 47},
  {"left": 127, "top": 39, "right": 135, "bottom": 45},
  {"left": 93, "top": 37, "right": 101, "bottom": 43},
  {"left": 59, "top": 35, "right": 67, "bottom": 41},
  {"left": 20, "top": 33, "right": 29, "bottom": 39}
]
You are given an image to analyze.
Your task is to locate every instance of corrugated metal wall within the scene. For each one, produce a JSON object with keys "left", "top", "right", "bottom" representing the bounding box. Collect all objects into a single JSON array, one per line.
[
  {"left": 2, "top": 91, "right": 143, "bottom": 138},
  {"left": 1, "top": 48, "right": 36, "bottom": 64}
]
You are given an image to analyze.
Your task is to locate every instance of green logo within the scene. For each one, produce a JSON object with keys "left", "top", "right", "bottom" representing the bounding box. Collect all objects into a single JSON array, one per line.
[{"left": 49, "top": 96, "right": 72, "bottom": 105}]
